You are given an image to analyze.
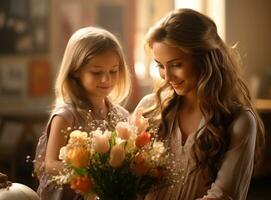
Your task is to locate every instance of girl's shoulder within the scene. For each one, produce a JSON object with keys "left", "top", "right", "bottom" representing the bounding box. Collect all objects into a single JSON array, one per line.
[{"left": 50, "top": 103, "right": 75, "bottom": 127}]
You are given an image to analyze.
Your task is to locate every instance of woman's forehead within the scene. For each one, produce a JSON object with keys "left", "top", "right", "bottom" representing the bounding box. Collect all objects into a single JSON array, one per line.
[{"left": 152, "top": 42, "right": 192, "bottom": 63}]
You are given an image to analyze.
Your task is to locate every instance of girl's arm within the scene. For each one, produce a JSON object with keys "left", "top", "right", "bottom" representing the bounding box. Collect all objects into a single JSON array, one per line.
[
  {"left": 201, "top": 109, "right": 257, "bottom": 200},
  {"left": 45, "top": 116, "right": 70, "bottom": 175}
]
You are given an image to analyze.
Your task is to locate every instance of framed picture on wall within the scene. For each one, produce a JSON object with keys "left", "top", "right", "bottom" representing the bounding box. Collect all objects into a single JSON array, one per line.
[
  {"left": 94, "top": 0, "right": 135, "bottom": 68},
  {"left": 56, "top": 1, "right": 84, "bottom": 58},
  {"left": 0, "top": 0, "right": 49, "bottom": 54},
  {"left": 28, "top": 60, "right": 50, "bottom": 97},
  {"left": 93, "top": 0, "right": 138, "bottom": 110},
  {"left": 0, "top": 64, "right": 27, "bottom": 99}
]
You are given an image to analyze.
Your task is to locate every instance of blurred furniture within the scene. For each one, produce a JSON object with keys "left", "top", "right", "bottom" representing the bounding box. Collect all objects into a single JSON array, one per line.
[
  {"left": 254, "top": 98, "right": 271, "bottom": 177},
  {"left": 254, "top": 99, "right": 271, "bottom": 113},
  {"left": 0, "top": 109, "right": 48, "bottom": 181}
]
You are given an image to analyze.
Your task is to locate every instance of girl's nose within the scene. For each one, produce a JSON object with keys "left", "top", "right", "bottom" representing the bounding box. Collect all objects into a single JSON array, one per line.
[{"left": 101, "top": 72, "right": 110, "bottom": 83}]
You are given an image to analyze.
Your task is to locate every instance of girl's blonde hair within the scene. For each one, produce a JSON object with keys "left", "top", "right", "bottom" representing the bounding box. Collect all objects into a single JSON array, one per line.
[
  {"left": 144, "top": 9, "right": 265, "bottom": 178},
  {"left": 55, "top": 27, "right": 130, "bottom": 120}
]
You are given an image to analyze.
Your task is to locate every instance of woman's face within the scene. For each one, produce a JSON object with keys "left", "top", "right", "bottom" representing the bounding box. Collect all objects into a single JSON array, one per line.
[
  {"left": 76, "top": 50, "right": 120, "bottom": 99},
  {"left": 152, "top": 42, "right": 200, "bottom": 96}
]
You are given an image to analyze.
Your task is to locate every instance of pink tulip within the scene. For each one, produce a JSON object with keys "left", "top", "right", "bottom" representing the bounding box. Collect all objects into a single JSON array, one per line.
[
  {"left": 109, "top": 145, "right": 125, "bottom": 167},
  {"left": 93, "top": 134, "right": 110, "bottom": 153},
  {"left": 116, "top": 122, "right": 131, "bottom": 140},
  {"left": 135, "top": 112, "right": 149, "bottom": 133}
]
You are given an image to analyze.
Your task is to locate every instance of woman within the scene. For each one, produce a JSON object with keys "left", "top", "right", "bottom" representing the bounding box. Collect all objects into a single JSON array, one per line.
[{"left": 134, "top": 8, "right": 265, "bottom": 200}]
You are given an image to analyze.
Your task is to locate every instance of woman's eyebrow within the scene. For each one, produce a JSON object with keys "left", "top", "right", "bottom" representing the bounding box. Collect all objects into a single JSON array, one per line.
[{"left": 154, "top": 58, "right": 182, "bottom": 64}]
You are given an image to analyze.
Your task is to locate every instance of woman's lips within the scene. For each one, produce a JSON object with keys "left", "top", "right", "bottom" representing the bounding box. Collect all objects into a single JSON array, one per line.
[{"left": 170, "top": 81, "right": 184, "bottom": 88}]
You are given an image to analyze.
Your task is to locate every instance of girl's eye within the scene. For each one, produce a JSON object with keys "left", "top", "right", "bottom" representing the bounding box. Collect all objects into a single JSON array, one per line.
[
  {"left": 110, "top": 70, "right": 118, "bottom": 74},
  {"left": 91, "top": 71, "right": 103, "bottom": 75}
]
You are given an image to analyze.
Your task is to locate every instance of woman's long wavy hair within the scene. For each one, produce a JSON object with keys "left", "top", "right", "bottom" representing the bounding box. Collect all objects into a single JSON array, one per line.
[
  {"left": 144, "top": 8, "right": 265, "bottom": 179},
  {"left": 55, "top": 27, "right": 131, "bottom": 123}
]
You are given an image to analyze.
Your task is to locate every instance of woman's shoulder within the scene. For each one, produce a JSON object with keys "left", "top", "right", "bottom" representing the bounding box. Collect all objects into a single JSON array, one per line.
[{"left": 229, "top": 106, "right": 257, "bottom": 142}]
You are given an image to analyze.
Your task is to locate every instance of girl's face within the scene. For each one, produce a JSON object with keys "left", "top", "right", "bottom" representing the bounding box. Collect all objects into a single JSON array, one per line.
[
  {"left": 76, "top": 50, "right": 120, "bottom": 99},
  {"left": 152, "top": 42, "right": 200, "bottom": 96}
]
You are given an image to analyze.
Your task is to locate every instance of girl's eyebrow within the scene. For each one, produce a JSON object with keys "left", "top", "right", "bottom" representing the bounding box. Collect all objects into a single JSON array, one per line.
[
  {"left": 154, "top": 58, "right": 182, "bottom": 64},
  {"left": 90, "top": 64, "right": 119, "bottom": 69}
]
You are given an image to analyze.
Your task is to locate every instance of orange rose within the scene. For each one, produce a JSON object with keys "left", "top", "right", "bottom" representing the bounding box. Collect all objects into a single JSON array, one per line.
[
  {"left": 149, "top": 167, "right": 163, "bottom": 178},
  {"left": 70, "top": 175, "right": 92, "bottom": 193},
  {"left": 131, "top": 153, "right": 150, "bottom": 176},
  {"left": 67, "top": 147, "right": 89, "bottom": 168},
  {"left": 135, "top": 131, "right": 151, "bottom": 148}
]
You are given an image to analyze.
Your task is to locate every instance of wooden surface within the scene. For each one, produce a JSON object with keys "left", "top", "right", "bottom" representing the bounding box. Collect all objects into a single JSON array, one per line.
[{"left": 254, "top": 99, "right": 271, "bottom": 113}]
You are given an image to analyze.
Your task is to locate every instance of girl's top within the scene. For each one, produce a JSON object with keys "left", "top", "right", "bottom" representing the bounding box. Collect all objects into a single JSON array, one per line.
[
  {"left": 34, "top": 101, "right": 129, "bottom": 200},
  {"left": 134, "top": 94, "right": 256, "bottom": 200}
]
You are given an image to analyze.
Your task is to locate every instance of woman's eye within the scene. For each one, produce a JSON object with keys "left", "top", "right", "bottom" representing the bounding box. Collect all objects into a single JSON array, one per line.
[
  {"left": 156, "top": 64, "right": 164, "bottom": 69},
  {"left": 171, "top": 63, "right": 182, "bottom": 68}
]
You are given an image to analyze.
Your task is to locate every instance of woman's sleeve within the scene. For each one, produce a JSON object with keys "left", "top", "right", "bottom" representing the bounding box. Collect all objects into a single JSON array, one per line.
[
  {"left": 204, "top": 109, "right": 257, "bottom": 200},
  {"left": 133, "top": 93, "right": 156, "bottom": 115}
]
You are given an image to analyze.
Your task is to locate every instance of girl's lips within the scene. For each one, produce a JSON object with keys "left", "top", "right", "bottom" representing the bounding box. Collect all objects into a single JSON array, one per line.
[{"left": 97, "top": 86, "right": 112, "bottom": 90}]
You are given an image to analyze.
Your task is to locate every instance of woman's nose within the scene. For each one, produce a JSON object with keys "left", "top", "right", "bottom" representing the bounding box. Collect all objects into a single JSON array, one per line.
[{"left": 164, "top": 69, "right": 172, "bottom": 82}]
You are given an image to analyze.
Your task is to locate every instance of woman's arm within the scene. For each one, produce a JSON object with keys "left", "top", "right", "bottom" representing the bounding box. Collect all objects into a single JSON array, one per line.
[
  {"left": 45, "top": 116, "right": 70, "bottom": 175},
  {"left": 202, "top": 109, "right": 257, "bottom": 200}
]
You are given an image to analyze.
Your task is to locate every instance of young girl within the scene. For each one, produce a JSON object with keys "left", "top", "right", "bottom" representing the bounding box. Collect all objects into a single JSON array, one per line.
[
  {"left": 34, "top": 27, "right": 130, "bottom": 200},
  {"left": 134, "top": 9, "right": 265, "bottom": 200}
]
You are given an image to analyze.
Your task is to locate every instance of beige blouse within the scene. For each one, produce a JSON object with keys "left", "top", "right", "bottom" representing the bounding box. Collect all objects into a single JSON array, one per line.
[{"left": 134, "top": 94, "right": 257, "bottom": 200}]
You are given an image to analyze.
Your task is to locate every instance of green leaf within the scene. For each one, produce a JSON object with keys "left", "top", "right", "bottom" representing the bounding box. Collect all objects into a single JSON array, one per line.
[
  {"left": 73, "top": 167, "right": 88, "bottom": 176},
  {"left": 110, "top": 131, "right": 117, "bottom": 147}
]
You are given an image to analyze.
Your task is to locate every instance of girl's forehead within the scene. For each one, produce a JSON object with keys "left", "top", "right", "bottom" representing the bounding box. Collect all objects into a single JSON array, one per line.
[{"left": 84, "top": 50, "right": 120, "bottom": 69}]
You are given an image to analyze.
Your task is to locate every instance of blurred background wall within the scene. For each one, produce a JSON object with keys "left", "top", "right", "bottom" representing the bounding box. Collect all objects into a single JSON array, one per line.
[{"left": 0, "top": 0, "right": 270, "bottom": 199}]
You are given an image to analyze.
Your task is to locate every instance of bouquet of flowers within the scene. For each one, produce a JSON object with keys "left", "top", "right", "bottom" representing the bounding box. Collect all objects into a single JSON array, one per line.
[{"left": 53, "top": 114, "right": 170, "bottom": 200}]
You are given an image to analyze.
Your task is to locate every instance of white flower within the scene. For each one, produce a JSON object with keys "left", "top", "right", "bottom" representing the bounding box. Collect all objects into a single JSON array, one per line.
[
  {"left": 104, "top": 130, "right": 112, "bottom": 139},
  {"left": 70, "top": 130, "right": 88, "bottom": 139},
  {"left": 153, "top": 141, "right": 165, "bottom": 154},
  {"left": 91, "top": 129, "right": 103, "bottom": 137},
  {"left": 59, "top": 146, "right": 67, "bottom": 160},
  {"left": 148, "top": 141, "right": 166, "bottom": 162}
]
